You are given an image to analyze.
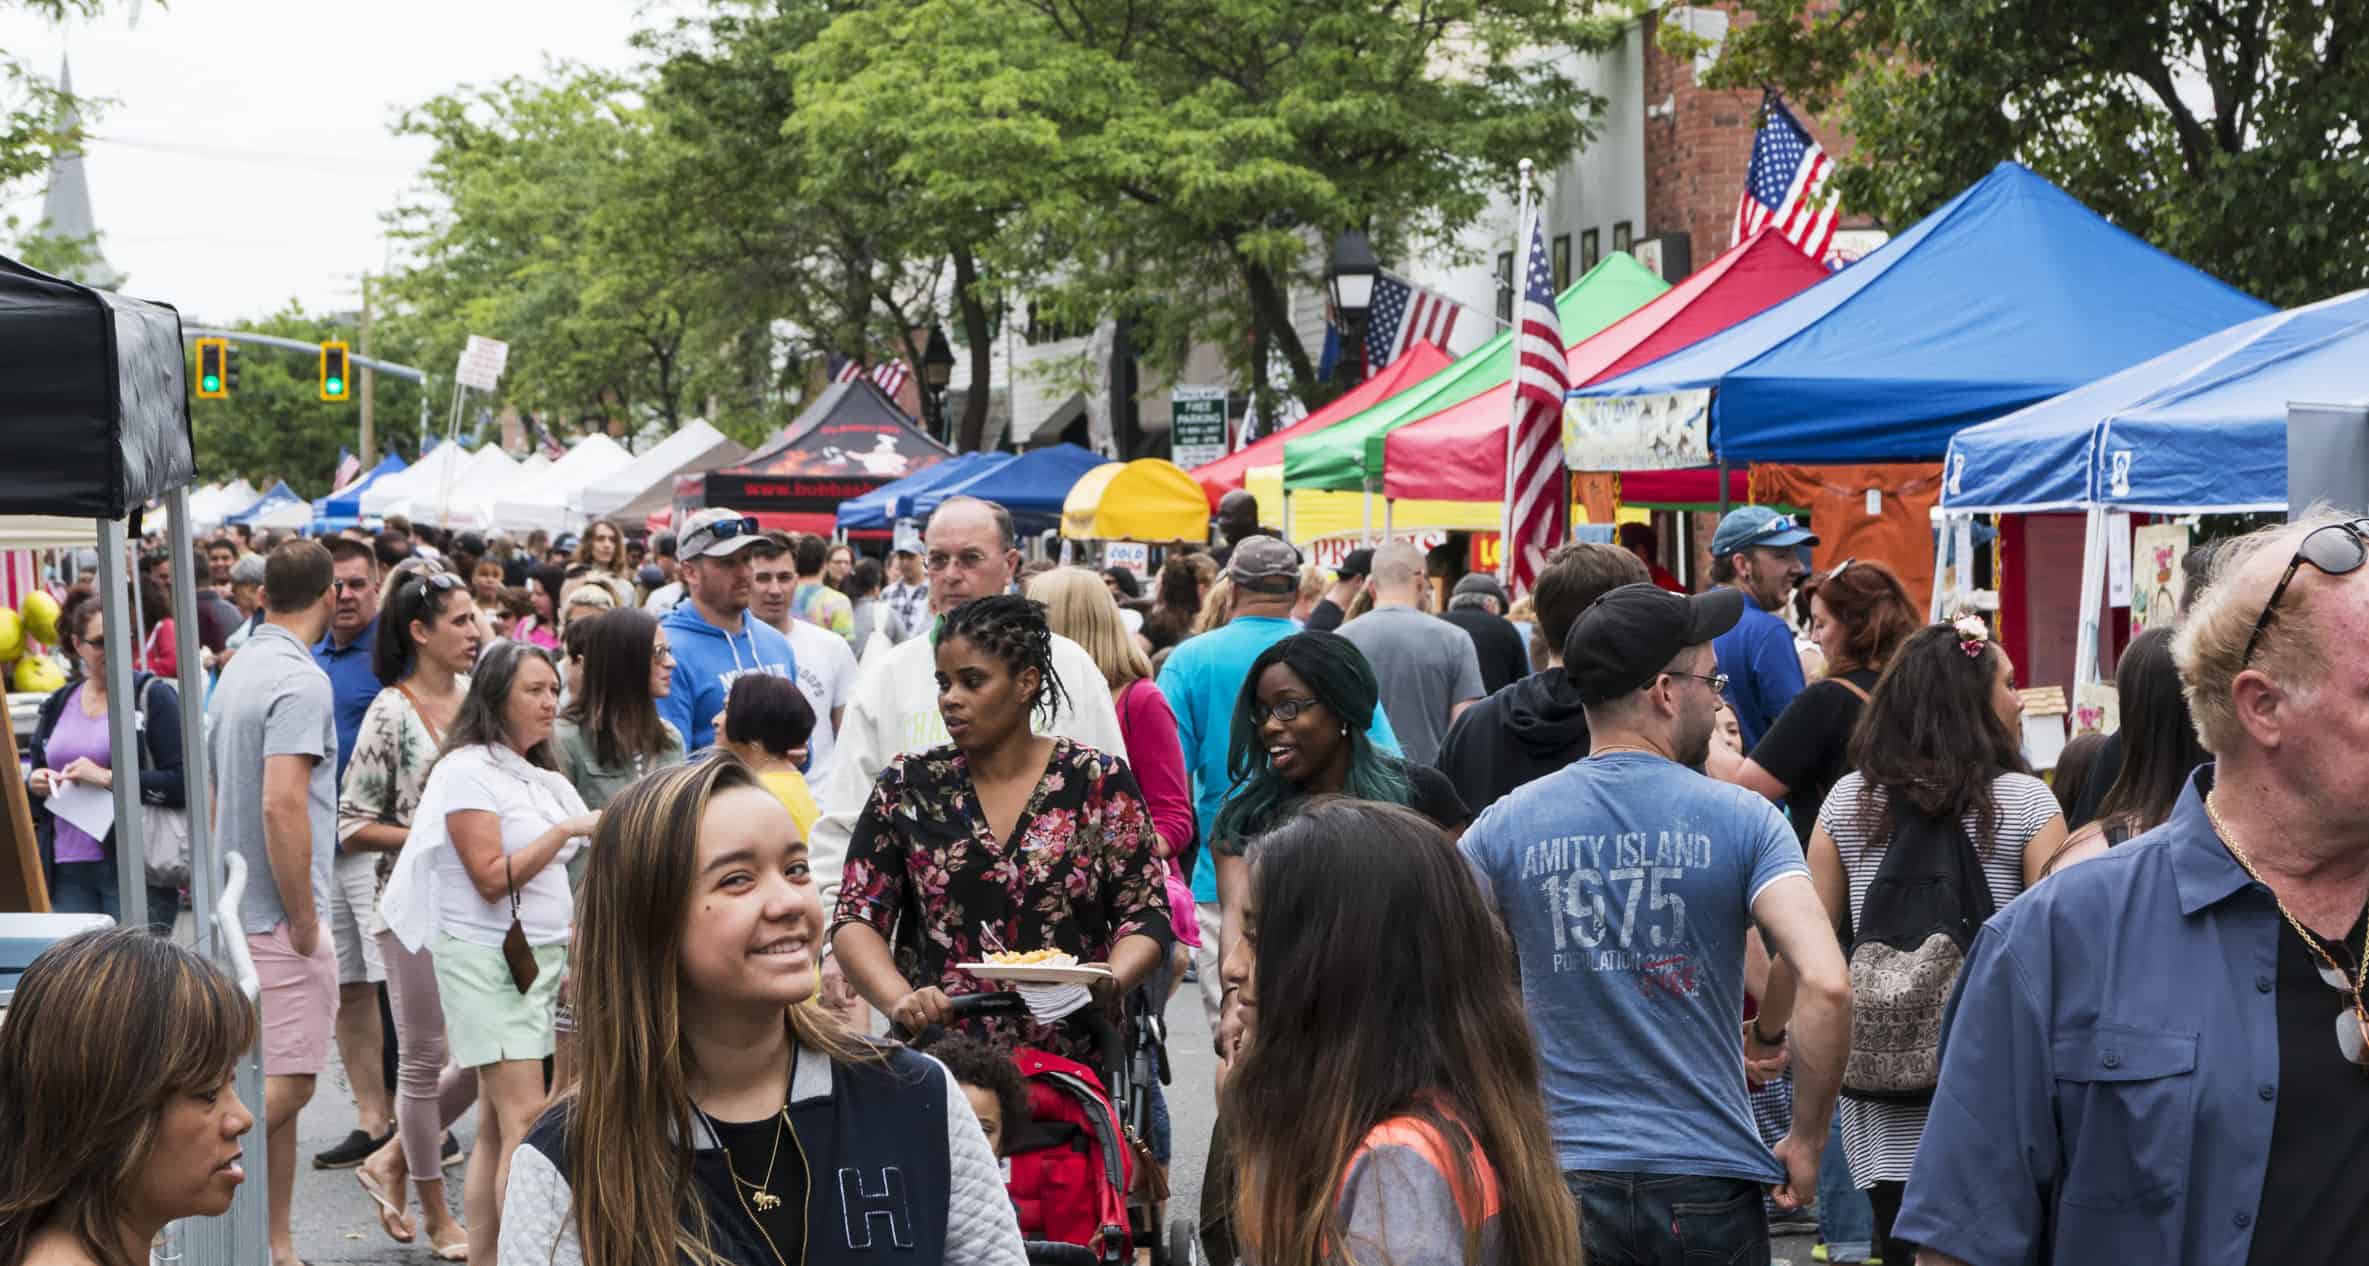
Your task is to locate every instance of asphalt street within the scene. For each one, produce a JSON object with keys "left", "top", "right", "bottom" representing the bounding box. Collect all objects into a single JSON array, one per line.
[{"left": 287, "top": 979, "right": 1818, "bottom": 1264}]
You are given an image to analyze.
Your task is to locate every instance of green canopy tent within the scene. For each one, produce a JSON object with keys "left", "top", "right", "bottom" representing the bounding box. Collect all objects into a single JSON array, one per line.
[{"left": 1283, "top": 252, "right": 1671, "bottom": 495}]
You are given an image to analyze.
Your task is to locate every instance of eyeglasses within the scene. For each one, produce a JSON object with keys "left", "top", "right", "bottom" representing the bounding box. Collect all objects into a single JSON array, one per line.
[
  {"left": 2242, "top": 518, "right": 2369, "bottom": 666},
  {"left": 1663, "top": 670, "right": 1730, "bottom": 694},
  {"left": 1250, "top": 697, "right": 1324, "bottom": 725},
  {"left": 926, "top": 549, "right": 996, "bottom": 575}
]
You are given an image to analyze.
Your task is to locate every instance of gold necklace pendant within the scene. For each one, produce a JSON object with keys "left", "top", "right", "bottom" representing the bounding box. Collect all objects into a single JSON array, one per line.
[{"left": 751, "top": 1190, "right": 782, "bottom": 1213}]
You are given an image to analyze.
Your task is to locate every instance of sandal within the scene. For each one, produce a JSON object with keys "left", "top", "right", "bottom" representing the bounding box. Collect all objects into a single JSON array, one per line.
[
  {"left": 427, "top": 1225, "right": 470, "bottom": 1262},
  {"left": 355, "top": 1169, "right": 415, "bottom": 1244}
]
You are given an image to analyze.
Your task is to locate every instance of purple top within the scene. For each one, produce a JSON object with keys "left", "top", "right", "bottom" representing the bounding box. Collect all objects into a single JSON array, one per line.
[{"left": 44, "top": 684, "right": 110, "bottom": 863}]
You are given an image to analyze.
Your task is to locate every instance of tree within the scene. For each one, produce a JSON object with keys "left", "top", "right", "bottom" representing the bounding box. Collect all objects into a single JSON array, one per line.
[
  {"left": 792, "top": 0, "right": 1649, "bottom": 420},
  {"left": 1692, "top": 0, "right": 2369, "bottom": 307},
  {"left": 190, "top": 306, "right": 425, "bottom": 490}
]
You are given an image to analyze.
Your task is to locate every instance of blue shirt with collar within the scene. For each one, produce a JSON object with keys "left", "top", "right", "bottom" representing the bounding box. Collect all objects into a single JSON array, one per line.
[
  {"left": 1155, "top": 614, "right": 1400, "bottom": 903},
  {"left": 312, "top": 620, "right": 379, "bottom": 784},
  {"left": 1713, "top": 600, "right": 1803, "bottom": 752},
  {"left": 1897, "top": 766, "right": 2283, "bottom": 1266}
]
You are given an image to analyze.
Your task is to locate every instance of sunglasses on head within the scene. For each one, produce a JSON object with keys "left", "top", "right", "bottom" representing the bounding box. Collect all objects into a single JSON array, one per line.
[
  {"left": 2242, "top": 518, "right": 2369, "bottom": 666},
  {"left": 695, "top": 516, "right": 762, "bottom": 544}
]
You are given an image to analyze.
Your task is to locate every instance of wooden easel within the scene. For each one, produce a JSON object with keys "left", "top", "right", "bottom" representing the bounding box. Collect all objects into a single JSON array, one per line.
[{"left": 0, "top": 682, "right": 49, "bottom": 913}]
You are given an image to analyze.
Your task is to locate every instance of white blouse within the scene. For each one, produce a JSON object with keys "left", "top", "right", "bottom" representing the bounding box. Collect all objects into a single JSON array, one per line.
[{"left": 380, "top": 743, "right": 590, "bottom": 951}]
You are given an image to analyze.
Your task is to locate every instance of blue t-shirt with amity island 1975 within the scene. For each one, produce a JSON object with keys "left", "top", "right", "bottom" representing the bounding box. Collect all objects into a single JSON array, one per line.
[{"left": 1458, "top": 751, "right": 1809, "bottom": 1184}]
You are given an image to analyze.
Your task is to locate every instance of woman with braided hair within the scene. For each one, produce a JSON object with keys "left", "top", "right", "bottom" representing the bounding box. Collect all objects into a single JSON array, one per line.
[{"left": 830, "top": 594, "right": 1174, "bottom": 1063}]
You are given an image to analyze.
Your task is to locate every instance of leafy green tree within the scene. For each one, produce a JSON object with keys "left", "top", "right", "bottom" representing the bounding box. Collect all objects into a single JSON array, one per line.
[
  {"left": 1691, "top": 0, "right": 2367, "bottom": 306},
  {"left": 191, "top": 306, "right": 424, "bottom": 491}
]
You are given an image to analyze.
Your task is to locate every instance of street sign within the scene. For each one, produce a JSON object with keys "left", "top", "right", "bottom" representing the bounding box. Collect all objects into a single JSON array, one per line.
[
  {"left": 1171, "top": 386, "right": 1229, "bottom": 469},
  {"left": 455, "top": 334, "right": 510, "bottom": 391}
]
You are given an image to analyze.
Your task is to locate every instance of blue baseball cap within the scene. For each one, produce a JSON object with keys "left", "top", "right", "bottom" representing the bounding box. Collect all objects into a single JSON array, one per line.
[{"left": 1710, "top": 506, "right": 1818, "bottom": 558}]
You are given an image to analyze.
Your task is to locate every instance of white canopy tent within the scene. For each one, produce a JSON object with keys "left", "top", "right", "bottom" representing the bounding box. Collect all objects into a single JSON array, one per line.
[
  {"left": 188, "top": 479, "right": 259, "bottom": 528},
  {"left": 577, "top": 420, "right": 749, "bottom": 523},
  {"left": 398, "top": 446, "right": 527, "bottom": 530},
  {"left": 360, "top": 442, "right": 470, "bottom": 520},
  {"left": 492, "top": 434, "right": 633, "bottom": 533}
]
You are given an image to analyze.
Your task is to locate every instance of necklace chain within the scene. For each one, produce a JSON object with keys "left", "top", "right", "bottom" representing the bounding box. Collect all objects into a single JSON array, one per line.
[{"left": 2205, "top": 792, "right": 2369, "bottom": 1008}]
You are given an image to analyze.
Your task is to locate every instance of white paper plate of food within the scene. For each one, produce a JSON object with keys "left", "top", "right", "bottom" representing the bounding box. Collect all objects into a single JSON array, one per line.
[{"left": 958, "top": 950, "right": 1112, "bottom": 986}]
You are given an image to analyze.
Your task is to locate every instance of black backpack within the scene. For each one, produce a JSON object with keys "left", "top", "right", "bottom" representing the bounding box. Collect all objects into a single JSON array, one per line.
[{"left": 1841, "top": 801, "right": 1996, "bottom": 1102}]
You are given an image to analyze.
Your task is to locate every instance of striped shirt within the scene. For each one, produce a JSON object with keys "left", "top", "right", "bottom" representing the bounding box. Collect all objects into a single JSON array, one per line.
[{"left": 1821, "top": 771, "right": 2058, "bottom": 1185}]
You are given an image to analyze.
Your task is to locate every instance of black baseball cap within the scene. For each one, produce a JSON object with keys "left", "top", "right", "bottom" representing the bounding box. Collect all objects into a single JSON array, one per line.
[
  {"left": 1336, "top": 547, "right": 1375, "bottom": 579},
  {"left": 1565, "top": 583, "right": 1746, "bottom": 704}
]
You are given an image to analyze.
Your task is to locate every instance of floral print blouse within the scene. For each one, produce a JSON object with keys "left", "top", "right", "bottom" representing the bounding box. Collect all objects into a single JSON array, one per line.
[
  {"left": 337, "top": 682, "right": 458, "bottom": 938},
  {"left": 832, "top": 736, "right": 1174, "bottom": 1060}
]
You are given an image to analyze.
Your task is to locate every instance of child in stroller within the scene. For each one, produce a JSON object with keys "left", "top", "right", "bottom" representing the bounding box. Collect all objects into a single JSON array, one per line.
[{"left": 912, "top": 992, "right": 1194, "bottom": 1266}]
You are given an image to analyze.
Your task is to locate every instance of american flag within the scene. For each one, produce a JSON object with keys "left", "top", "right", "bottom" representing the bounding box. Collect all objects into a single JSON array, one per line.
[
  {"left": 1733, "top": 92, "right": 1839, "bottom": 263},
  {"left": 1364, "top": 274, "right": 1462, "bottom": 377},
  {"left": 831, "top": 355, "right": 865, "bottom": 385},
  {"left": 528, "top": 415, "right": 567, "bottom": 459},
  {"left": 871, "top": 359, "right": 912, "bottom": 398},
  {"left": 331, "top": 448, "right": 362, "bottom": 491},
  {"left": 1501, "top": 211, "right": 1569, "bottom": 598}
]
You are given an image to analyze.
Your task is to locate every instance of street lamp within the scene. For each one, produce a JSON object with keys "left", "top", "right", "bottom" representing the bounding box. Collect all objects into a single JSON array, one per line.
[
  {"left": 1327, "top": 229, "right": 1379, "bottom": 384},
  {"left": 922, "top": 325, "right": 957, "bottom": 445}
]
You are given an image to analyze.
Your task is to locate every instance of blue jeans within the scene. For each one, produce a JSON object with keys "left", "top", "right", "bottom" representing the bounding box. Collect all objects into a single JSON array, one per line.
[
  {"left": 1569, "top": 1171, "right": 1771, "bottom": 1266},
  {"left": 1816, "top": 1115, "right": 1874, "bottom": 1261},
  {"left": 47, "top": 860, "right": 177, "bottom": 934}
]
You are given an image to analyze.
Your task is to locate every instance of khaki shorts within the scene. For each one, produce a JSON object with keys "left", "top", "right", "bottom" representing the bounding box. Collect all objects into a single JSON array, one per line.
[
  {"left": 329, "top": 850, "right": 387, "bottom": 986},
  {"left": 250, "top": 920, "right": 339, "bottom": 1077}
]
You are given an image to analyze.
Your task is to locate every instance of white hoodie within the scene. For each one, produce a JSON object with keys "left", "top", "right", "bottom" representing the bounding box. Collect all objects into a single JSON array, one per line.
[{"left": 810, "top": 627, "right": 1125, "bottom": 902}]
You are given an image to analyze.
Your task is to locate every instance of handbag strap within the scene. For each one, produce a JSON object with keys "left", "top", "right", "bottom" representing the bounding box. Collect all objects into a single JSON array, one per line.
[
  {"left": 395, "top": 682, "right": 446, "bottom": 746},
  {"left": 506, "top": 855, "right": 521, "bottom": 917}
]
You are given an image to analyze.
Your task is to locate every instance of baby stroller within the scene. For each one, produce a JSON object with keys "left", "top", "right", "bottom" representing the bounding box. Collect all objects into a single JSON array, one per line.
[{"left": 928, "top": 991, "right": 1198, "bottom": 1266}]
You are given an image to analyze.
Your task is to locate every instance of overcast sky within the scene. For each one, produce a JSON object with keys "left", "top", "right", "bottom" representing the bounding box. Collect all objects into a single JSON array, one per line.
[{"left": 0, "top": 0, "right": 681, "bottom": 326}]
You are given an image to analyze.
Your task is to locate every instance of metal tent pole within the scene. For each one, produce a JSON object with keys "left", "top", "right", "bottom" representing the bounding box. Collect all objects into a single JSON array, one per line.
[
  {"left": 96, "top": 518, "right": 146, "bottom": 932},
  {"left": 168, "top": 490, "right": 214, "bottom": 943}
]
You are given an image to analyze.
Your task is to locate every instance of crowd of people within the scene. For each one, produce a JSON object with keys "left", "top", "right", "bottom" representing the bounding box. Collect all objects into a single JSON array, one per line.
[{"left": 3, "top": 490, "right": 2354, "bottom": 1266}]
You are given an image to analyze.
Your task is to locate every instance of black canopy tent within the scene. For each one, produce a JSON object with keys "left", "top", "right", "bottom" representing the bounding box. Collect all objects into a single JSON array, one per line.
[
  {"left": 0, "top": 255, "right": 260, "bottom": 1264},
  {"left": 697, "top": 378, "right": 955, "bottom": 536}
]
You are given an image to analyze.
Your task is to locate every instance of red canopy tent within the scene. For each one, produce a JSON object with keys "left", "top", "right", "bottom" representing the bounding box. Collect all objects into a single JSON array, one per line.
[
  {"left": 1381, "top": 230, "right": 1830, "bottom": 502},
  {"left": 1190, "top": 341, "right": 1452, "bottom": 510}
]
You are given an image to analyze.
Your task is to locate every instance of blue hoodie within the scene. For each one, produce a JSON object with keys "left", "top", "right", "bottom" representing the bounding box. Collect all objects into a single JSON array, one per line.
[{"left": 658, "top": 602, "right": 797, "bottom": 753}]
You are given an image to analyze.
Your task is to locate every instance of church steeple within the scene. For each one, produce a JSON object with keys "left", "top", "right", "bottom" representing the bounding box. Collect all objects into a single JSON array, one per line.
[{"left": 37, "top": 56, "right": 126, "bottom": 289}]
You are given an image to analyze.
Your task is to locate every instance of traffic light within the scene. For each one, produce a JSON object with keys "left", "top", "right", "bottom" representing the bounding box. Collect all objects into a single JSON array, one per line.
[
  {"left": 225, "top": 344, "right": 241, "bottom": 393},
  {"left": 194, "top": 338, "right": 228, "bottom": 399},
  {"left": 319, "top": 341, "right": 350, "bottom": 402}
]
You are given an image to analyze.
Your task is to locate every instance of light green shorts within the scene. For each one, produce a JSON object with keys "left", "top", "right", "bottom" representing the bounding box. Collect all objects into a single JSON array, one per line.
[{"left": 431, "top": 934, "right": 569, "bottom": 1068}]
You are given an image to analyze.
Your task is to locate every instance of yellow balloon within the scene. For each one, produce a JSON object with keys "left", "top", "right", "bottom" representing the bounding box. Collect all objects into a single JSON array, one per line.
[
  {"left": 0, "top": 608, "right": 24, "bottom": 664},
  {"left": 13, "top": 653, "right": 63, "bottom": 694},
  {"left": 22, "top": 590, "right": 59, "bottom": 646}
]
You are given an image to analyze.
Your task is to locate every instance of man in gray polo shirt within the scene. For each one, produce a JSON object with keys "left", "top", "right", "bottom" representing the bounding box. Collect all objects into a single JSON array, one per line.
[{"left": 208, "top": 539, "right": 339, "bottom": 1266}]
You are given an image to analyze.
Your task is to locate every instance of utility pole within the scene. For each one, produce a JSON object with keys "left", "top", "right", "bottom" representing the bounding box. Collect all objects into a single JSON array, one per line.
[{"left": 358, "top": 273, "right": 376, "bottom": 460}]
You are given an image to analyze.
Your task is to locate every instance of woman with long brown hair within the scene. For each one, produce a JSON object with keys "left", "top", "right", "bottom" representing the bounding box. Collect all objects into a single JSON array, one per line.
[
  {"left": 0, "top": 928, "right": 258, "bottom": 1266},
  {"left": 1723, "top": 558, "right": 1923, "bottom": 841},
  {"left": 570, "top": 520, "right": 629, "bottom": 580},
  {"left": 498, "top": 758, "right": 1023, "bottom": 1266},
  {"left": 1220, "top": 799, "right": 1579, "bottom": 1266}
]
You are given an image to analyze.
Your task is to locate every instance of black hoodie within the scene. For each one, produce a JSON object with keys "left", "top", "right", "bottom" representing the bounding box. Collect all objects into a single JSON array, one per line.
[{"left": 1433, "top": 667, "right": 1591, "bottom": 817}]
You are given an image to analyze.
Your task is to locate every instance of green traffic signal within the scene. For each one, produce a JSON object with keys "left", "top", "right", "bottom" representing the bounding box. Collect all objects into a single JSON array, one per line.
[
  {"left": 202, "top": 374, "right": 222, "bottom": 392},
  {"left": 325, "top": 377, "right": 345, "bottom": 396}
]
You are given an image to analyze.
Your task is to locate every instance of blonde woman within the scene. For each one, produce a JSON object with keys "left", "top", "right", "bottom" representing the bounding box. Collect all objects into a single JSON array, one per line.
[
  {"left": 1194, "top": 574, "right": 1235, "bottom": 634},
  {"left": 498, "top": 759, "right": 1022, "bottom": 1266}
]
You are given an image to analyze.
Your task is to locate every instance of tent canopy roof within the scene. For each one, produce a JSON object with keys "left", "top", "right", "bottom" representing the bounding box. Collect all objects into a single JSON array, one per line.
[
  {"left": 1285, "top": 252, "right": 1669, "bottom": 493},
  {"left": 0, "top": 255, "right": 196, "bottom": 516},
  {"left": 1574, "top": 162, "right": 2275, "bottom": 464},
  {"left": 836, "top": 450, "right": 1011, "bottom": 531},
  {"left": 1945, "top": 289, "right": 2369, "bottom": 513},
  {"left": 1191, "top": 342, "right": 1452, "bottom": 512},
  {"left": 579, "top": 420, "right": 749, "bottom": 520},
  {"left": 1384, "top": 230, "right": 1828, "bottom": 501},
  {"left": 1062, "top": 459, "right": 1209, "bottom": 541},
  {"left": 913, "top": 443, "right": 1106, "bottom": 528}
]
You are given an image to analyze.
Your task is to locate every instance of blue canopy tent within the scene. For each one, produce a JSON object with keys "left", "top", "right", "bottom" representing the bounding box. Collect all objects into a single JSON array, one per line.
[
  {"left": 1568, "top": 162, "right": 2273, "bottom": 467},
  {"left": 912, "top": 444, "right": 1106, "bottom": 534},
  {"left": 225, "top": 480, "right": 307, "bottom": 528},
  {"left": 313, "top": 451, "right": 409, "bottom": 529},
  {"left": 1939, "top": 288, "right": 2369, "bottom": 689},
  {"left": 835, "top": 451, "right": 1013, "bottom": 532}
]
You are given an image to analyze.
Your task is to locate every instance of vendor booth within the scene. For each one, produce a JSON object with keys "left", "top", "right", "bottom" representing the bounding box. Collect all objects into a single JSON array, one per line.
[
  {"left": 313, "top": 450, "right": 407, "bottom": 532},
  {"left": 578, "top": 419, "right": 750, "bottom": 524},
  {"left": 913, "top": 442, "right": 1107, "bottom": 536},
  {"left": 1943, "top": 288, "right": 2369, "bottom": 692},
  {"left": 188, "top": 478, "right": 258, "bottom": 528},
  {"left": 492, "top": 433, "right": 632, "bottom": 534},
  {"left": 1564, "top": 161, "right": 2273, "bottom": 618},
  {"left": 359, "top": 438, "right": 471, "bottom": 520},
  {"left": 835, "top": 450, "right": 1013, "bottom": 533},
  {"left": 698, "top": 380, "right": 952, "bottom": 536},
  {"left": 1061, "top": 458, "right": 1210, "bottom": 542},
  {"left": 1191, "top": 341, "right": 1452, "bottom": 511},
  {"left": 0, "top": 253, "right": 260, "bottom": 1266},
  {"left": 225, "top": 479, "right": 308, "bottom": 530}
]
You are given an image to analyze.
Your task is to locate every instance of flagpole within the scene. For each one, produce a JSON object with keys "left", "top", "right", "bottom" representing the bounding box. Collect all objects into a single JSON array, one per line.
[{"left": 1501, "top": 159, "right": 1535, "bottom": 590}]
